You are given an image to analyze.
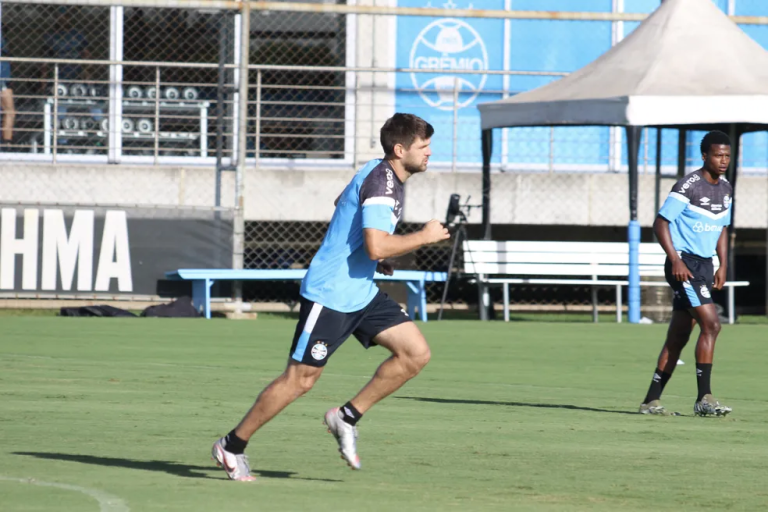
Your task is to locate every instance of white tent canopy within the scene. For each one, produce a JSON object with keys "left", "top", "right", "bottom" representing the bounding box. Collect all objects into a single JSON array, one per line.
[
  {"left": 478, "top": 0, "right": 768, "bottom": 129},
  {"left": 474, "top": 0, "right": 767, "bottom": 323}
]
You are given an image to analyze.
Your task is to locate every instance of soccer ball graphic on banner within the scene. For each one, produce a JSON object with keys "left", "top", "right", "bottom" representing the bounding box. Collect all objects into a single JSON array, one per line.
[{"left": 409, "top": 19, "right": 489, "bottom": 111}]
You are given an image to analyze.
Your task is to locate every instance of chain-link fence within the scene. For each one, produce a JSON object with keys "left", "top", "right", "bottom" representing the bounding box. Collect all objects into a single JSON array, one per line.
[{"left": 1, "top": 1, "right": 766, "bottom": 312}]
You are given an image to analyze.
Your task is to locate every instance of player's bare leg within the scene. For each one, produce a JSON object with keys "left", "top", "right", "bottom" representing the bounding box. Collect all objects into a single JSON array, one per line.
[
  {"left": 656, "top": 311, "right": 697, "bottom": 373},
  {"left": 688, "top": 304, "right": 731, "bottom": 416},
  {"left": 235, "top": 361, "right": 324, "bottom": 439},
  {"left": 0, "top": 88, "right": 16, "bottom": 145},
  {"left": 688, "top": 303, "right": 720, "bottom": 364},
  {"left": 324, "top": 322, "right": 431, "bottom": 470},
  {"left": 212, "top": 361, "right": 323, "bottom": 481},
  {"left": 640, "top": 310, "right": 696, "bottom": 415},
  {"left": 350, "top": 322, "right": 431, "bottom": 412}
]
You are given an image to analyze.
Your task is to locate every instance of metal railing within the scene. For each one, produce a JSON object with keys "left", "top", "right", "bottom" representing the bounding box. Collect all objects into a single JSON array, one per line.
[{"left": 1, "top": 0, "right": 766, "bottom": 312}]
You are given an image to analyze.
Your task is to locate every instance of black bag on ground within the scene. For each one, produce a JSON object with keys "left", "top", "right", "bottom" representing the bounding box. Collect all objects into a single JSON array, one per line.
[
  {"left": 141, "top": 296, "right": 200, "bottom": 318},
  {"left": 60, "top": 305, "right": 137, "bottom": 317}
]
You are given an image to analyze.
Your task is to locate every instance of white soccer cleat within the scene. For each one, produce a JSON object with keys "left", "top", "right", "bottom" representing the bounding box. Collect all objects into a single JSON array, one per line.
[
  {"left": 639, "top": 400, "right": 673, "bottom": 416},
  {"left": 324, "top": 407, "right": 361, "bottom": 470},
  {"left": 694, "top": 394, "right": 732, "bottom": 417},
  {"left": 211, "top": 438, "right": 257, "bottom": 481}
]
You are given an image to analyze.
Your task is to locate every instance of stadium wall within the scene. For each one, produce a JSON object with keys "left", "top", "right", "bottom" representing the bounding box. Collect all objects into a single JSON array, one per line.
[{"left": 3, "top": 163, "right": 766, "bottom": 229}]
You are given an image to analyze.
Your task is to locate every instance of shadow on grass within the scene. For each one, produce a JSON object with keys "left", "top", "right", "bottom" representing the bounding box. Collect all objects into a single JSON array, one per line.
[
  {"left": 396, "top": 396, "right": 638, "bottom": 415},
  {"left": 13, "top": 452, "right": 342, "bottom": 482}
]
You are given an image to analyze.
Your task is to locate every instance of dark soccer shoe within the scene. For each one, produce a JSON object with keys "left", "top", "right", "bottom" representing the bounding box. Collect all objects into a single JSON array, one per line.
[{"left": 694, "top": 394, "right": 732, "bottom": 417}]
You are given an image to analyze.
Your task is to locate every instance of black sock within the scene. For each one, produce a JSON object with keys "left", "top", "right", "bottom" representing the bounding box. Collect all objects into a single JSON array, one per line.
[
  {"left": 223, "top": 430, "right": 248, "bottom": 454},
  {"left": 643, "top": 368, "right": 672, "bottom": 404},
  {"left": 340, "top": 402, "right": 362, "bottom": 426},
  {"left": 696, "top": 363, "right": 713, "bottom": 401}
]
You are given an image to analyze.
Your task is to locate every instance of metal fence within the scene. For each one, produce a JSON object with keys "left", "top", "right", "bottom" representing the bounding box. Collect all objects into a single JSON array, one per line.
[{"left": 1, "top": 0, "right": 766, "bottom": 312}]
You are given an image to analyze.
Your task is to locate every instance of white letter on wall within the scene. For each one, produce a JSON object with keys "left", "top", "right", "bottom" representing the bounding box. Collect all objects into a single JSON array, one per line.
[
  {"left": 94, "top": 210, "right": 133, "bottom": 292},
  {"left": 0, "top": 208, "right": 40, "bottom": 290},
  {"left": 42, "top": 210, "right": 95, "bottom": 291}
]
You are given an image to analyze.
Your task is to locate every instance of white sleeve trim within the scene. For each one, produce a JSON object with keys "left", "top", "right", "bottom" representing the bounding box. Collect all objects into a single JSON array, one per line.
[
  {"left": 362, "top": 197, "right": 396, "bottom": 208},
  {"left": 668, "top": 192, "right": 690, "bottom": 203}
]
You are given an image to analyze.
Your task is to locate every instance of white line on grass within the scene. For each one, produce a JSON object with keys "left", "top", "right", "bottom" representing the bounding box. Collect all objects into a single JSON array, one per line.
[{"left": 0, "top": 476, "right": 129, "bottom": 512}]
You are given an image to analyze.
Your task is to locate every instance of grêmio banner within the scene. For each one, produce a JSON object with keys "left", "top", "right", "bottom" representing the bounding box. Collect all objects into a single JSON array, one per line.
[{"left": 0, "top": 205, "right": 233, "bottom": 295}]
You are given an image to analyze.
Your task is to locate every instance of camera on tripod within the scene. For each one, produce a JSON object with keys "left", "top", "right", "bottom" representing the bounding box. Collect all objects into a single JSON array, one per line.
[
  {"left": 438, "top": 194, "right": 481, "bottom": 320},
  {"left": 444, "top": 193, "right": 478, "bottom": 228}
]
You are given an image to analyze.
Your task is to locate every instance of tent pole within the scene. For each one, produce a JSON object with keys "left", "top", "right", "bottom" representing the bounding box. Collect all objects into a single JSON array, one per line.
[
  {"left": 726, "top": 124, "right": 741, "bottom": 318},
  {"left": 654, "top": 128, "right": 662, "bottom": 243},
  {"left": 626, "top": 126, "right": 642, "bottom": 324},
  {"left": 677, "top": 129, "right": 687, "bottom": 178},
  {"left": 479, "top": 128, "right": 493, "bottom": 321},
  {"left": 481, "top": 129, "right": 493, "bottom": 241}
]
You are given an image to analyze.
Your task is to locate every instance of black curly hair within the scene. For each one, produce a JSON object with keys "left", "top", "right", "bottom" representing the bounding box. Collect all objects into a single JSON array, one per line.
[{"left": 700, "top": 131, "right": 731, "bottom": 155}]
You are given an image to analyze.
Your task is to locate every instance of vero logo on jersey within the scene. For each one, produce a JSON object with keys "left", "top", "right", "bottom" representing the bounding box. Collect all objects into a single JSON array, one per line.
[
  {"left": 678, "top": 173, "right": 700, "bottom": 193},
  {"left": 692, "top": 222, "right": 723, "bottom": 233},
  {"left": 385, "top": 169, "right": 395, "bottom": 195}
]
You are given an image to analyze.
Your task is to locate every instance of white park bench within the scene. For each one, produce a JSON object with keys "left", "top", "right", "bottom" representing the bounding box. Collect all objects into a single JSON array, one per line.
[{"left": 463, "top": 241, "right": 749, "bottom": 324}]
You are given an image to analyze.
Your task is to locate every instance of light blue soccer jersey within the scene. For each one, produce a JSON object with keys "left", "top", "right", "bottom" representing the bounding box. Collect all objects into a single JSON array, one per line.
[
  {"left": 657, "top": 170, "right": 733, "bottom": 258},
  {"left": 300, "top": 159, "right": 404, "bottom": 312}
]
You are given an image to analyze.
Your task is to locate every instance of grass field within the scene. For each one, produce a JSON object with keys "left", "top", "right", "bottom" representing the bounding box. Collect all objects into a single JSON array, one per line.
[{"left": 2, "top": 317, "right": 767, "bottom": 511}]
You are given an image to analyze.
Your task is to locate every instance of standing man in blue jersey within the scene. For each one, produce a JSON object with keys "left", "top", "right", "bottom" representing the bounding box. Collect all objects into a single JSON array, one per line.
[
  {"left": 212, "top": 114, "right": 450, "bottom": 481},
  {"left": 639, "top": 131, "right": 734, "bottom": 417}
]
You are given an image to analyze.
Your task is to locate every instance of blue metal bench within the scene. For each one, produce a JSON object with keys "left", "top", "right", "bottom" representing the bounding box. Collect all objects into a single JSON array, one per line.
[{"left": 164, "top": 269, "right": 447, "bottom": 321}]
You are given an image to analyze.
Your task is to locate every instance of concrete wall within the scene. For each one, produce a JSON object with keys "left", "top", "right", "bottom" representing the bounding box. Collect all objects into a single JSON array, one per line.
[{"left": 3, "top": 162, "right": 765, "bottom": 229}]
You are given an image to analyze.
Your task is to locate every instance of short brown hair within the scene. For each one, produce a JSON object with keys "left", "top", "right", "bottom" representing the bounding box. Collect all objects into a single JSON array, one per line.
[{"left": 380, "top": 113, "right": 434, "bottom": 158}]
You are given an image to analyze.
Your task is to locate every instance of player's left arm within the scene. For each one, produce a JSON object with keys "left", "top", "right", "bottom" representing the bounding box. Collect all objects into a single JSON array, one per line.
[{"left": 714, "top": 225, "right": 728, "bottom": 290}]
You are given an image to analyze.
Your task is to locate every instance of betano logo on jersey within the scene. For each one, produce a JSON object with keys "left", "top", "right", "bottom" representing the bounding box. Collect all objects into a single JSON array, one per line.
[
  {"left": 409, "top": 18, "right": 488, "bottom": 111},
  {"left": 692, "top": 221, "right": 723, "bottom": 233}
]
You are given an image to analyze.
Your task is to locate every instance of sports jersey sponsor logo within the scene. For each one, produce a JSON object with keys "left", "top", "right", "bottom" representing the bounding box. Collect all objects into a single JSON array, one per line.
[
  {"left": 699, "top": 197, "right": 710, "bottom": 205},
  {"left": 678, "top": 173, "right": 700, "bottom": 193},
  {"left": 311, "top": 342, "right": 328, "bottom": 361},
  {"left": 410, "top": 18, "right": 489, "bottom": 111},
  {"left": 700, "top": 285, "right": 711, "bottom": 299},
  {"left": 711, "top": 204, "right": 722, "bottom": 212},
  {"left": 692, "top": 221, "right": 723, "bottom": 233},
  {"left": 385, "top": 168, "right": 395, "bottom": 195}
]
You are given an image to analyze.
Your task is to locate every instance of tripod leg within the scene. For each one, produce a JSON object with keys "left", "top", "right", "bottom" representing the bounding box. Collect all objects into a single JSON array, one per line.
[{"left": 438, "top": 227, "right": 463, "bottom": 321}]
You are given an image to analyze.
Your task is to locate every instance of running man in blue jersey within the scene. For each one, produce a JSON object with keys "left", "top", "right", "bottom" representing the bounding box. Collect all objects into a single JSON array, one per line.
[
  {"left": 212, "top": 114, "right": 450, "bottom": 480},
  {"left": 639, "top": 131, "right": 733, "bottom": 417}
]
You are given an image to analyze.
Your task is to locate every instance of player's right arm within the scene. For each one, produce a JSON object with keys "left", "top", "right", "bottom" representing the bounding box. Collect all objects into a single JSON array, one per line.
[
  {"left": 363, "top": 221, "right": 449, "bottom": 261},
  {"left": 655, "top": 183, "right": 694, "bottom": 282},
  {"left": 654, "top": 217, "right": 693, "bottom": 282}
]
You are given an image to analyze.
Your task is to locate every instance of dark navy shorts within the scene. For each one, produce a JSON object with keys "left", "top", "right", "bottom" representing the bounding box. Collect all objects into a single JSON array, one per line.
[
  {"left": 289, "top": 291, "right": 412, "bottom": 367},
  {"left": 665, "top": 252, "right": 715, "bottom": 311}
]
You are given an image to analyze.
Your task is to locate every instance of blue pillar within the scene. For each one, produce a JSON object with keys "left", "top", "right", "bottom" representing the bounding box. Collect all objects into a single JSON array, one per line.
[
  {"left": 625, "top": 126, "right": 642, "bottom": 324},
  {"left": 628, "top": 220, "right": 641, "bottom": 323}
]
